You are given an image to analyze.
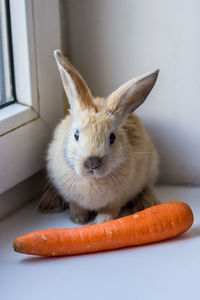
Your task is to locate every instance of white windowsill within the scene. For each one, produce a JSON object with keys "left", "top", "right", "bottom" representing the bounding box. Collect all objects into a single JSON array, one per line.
[
  {"left": 0, "top": 103, "right": 38, "bottom": 136},
  {"left": 1, "top": 185, "right": 200, "bottom": 300}
]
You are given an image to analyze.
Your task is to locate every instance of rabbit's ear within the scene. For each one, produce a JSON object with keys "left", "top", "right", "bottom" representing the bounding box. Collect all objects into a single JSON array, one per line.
[
  {"left": 54, "top": 50, "right": 94, "bottom": 113},
  {"left": 105, "top": 70, "right": 159, "bottom": 123}
]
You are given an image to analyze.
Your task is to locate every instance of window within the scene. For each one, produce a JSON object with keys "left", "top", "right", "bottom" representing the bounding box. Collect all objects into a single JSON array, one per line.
[
  {"left": 0, "top": 0, "right": 64, "bottom": 199},
  {"left": 0, "top": 0, "right": 15, "bottom": 108}
]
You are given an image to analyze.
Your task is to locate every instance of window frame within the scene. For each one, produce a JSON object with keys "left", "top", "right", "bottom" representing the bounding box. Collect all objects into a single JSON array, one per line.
[
  {"left": 0, "top": 0, "right": 64, "bottom": 194},
  {"left": 0, "top": 0, "right": 16, "bottom": 108}
]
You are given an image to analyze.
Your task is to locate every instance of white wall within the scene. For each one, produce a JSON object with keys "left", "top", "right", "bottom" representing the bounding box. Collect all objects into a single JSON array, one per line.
[{"left": 64, "top": 0, "right": 200, "bottom": 185}]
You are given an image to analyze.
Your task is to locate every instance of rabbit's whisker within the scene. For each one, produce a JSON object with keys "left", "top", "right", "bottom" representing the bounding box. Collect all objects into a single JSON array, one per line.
[{"left": 39, "top": 184, "right": 54, "bottom": 205}]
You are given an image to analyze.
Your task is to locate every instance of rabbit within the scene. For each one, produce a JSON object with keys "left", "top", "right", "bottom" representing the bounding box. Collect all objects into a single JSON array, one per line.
[{"left": 41, "top": 50, "right": 160, "bottom": 224}]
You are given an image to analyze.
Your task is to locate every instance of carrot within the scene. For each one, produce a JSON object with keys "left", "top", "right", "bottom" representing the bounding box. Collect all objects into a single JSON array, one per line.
[{"left": 13, "top": 201, "right": 193, "bottom": 257}]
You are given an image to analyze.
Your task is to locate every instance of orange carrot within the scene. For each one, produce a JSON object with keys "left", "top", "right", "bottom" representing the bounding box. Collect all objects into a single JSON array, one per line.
[{"left": 13, "top": 201, "right": 193, "bottom": 257}]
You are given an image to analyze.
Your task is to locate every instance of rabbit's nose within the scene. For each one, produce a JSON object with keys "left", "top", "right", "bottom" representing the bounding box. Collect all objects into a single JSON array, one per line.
[{"left": 84, "top": 156, "right": 102, "bottom": 170}]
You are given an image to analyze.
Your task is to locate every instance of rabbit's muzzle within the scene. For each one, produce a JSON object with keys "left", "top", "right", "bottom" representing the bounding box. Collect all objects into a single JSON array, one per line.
[{"left": 84, "top": 156, "right": 103, "bottom": 171}]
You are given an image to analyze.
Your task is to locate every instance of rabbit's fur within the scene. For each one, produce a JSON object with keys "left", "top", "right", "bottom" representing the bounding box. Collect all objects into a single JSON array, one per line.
[{"left": 44, "top": 50, "right": 159, "bottom": 224}]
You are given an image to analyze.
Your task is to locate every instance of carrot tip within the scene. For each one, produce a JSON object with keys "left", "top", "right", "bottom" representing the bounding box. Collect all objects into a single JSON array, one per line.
[
  {"left": 13, "top": 241, "right": 17, "bottom": 252},
  {"left": 13, "top": 239, "right": 23, "bottom": 253}
]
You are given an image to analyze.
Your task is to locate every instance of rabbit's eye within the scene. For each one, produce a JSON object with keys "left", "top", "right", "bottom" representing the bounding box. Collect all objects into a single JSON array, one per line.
[
  {"left": 74, "top": 130, "right": 79, "bottom": 141},
  {"left": 109, "top": 133, "right": 115, "bottom": 144}
]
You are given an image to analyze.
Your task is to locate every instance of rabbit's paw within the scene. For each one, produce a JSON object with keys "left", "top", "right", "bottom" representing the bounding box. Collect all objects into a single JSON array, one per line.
[
  {"left": 70, "top": 203, "right": 90, "bottom": 224},
  {"left": 70, "top": 214, "right": 90, "bottom": 224},
  {"left": 94, "top": 213, "right": 114, "bottom": 224}
]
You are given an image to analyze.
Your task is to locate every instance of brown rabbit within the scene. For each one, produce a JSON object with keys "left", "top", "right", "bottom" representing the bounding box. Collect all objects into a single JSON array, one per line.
[{"left": 40, "top": 50, "right": 160, "bottom": 224}]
